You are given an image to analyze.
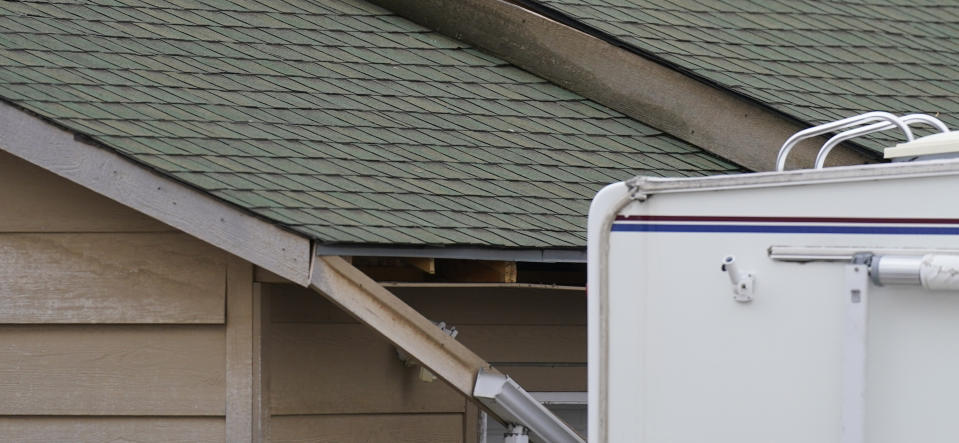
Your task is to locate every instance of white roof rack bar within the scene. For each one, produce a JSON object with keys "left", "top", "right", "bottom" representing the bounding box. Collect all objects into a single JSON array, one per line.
[
  {"left": 776, "top": 111, "right": 912, "bottom": 171},
  {"left": 814, "top": 114, "right": 949, "bottom": 169}
]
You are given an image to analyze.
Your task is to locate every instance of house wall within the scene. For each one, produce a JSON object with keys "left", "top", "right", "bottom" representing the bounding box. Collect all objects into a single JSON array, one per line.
[
  {"left": 0, "top": 147, "right": 585, "bottom": 441},
  {"left": 264, "top": 283, "right": 586, "bottom": 442},
  {"left": 0, "top": 151, "right": 256, "bottom": 441}
]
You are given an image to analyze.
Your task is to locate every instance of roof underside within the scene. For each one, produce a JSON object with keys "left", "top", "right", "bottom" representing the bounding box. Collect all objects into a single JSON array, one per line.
[
  {"left": 0, "top": 0, "right": 740, "bottom": 249},
  {"left": 533, "top": 0, "right": 959, "bottom": 150}
]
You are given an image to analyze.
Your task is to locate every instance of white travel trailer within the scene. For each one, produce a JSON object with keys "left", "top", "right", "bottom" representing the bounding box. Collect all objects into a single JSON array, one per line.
[{"left": 587, "top": 112, "right": 959, "bottom": 443}]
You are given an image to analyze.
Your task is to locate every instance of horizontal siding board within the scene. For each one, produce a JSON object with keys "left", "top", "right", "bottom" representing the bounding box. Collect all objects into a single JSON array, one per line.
[
  {"left": 270, "top": 414, "right": 463, "bottom": 443},
  {"left": 395, "top": 287, "right": 586, "bottom": 326},
  {"left": 497, "top": 365, "right": 587, "bottom": 392},
  {"left": 0, "top": 150, "right": 170, "bottom": 232},
  {"left": 0, "top": 325, "right": 226, "bottom": 415},
  {"left": 268, "top": 284, "right": 353, "bottom": 324},
  {"left": 266, "top": 281, "right": 586, "bottom": 421},
  {"left": 270, "top": 284, "right": 585, "bottom": 325},
  {"left": 0, "top": 233, "right": 226, "bottom": 324},
  {"left": 269, "top": 323, "right": 464, "bottom": 415},
  {"left": 0, "top": 417, "right": 225, "bottom": 442},
  {"left": 457, "top": 325, "right": 586, "bottom": 363}
]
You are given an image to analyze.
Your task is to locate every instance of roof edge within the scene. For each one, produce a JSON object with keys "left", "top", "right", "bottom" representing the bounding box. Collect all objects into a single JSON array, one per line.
[
  {"left": 315, "top": 244, "right": 586, "bottom": 263},
  {"left": 369, "top": 0, "right": 880, "bottom": 172},
  {"left": 0, "top": 100, "right": 313, "bottom": 285}
]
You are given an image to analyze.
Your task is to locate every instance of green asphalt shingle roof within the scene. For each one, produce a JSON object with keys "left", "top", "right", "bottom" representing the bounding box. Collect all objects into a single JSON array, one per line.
[
  {"left": 534, "top": 0, "right": 959, "bottom": 149},
  {"left": 0, "top": 0, "right": 741, "bottom": 249}
]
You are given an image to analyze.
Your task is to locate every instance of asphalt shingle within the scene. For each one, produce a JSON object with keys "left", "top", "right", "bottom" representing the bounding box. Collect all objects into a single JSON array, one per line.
[
  {"left": 0, "top": 0, "right": 742, "bottom": 248},
  {"left": 536, "top": 0, "right": 959, "bottom": 150}
]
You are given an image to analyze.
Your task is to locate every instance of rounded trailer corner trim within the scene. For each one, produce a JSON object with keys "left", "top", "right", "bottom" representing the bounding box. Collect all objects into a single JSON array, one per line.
[{"left": 586, "top": 180, "right": 632, "bottom": 443}]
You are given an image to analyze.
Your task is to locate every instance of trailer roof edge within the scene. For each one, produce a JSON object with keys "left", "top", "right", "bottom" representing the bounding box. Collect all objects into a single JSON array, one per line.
[{"left": 626, "top": 160, "right": 959, "bottom": 197}]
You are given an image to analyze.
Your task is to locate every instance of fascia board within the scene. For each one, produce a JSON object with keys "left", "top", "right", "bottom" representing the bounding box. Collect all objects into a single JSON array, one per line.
[{"left": 0, "top": 101, "right": 312, "bottom": 285}]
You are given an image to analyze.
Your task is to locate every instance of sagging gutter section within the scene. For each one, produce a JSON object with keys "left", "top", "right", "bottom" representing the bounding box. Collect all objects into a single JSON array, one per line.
[{"left": 308, "top": 255, "right": 584, "bottom": 443}]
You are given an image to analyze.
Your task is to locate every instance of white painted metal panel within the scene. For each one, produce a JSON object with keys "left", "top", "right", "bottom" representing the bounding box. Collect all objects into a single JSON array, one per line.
[{"left": 589, "top": 163, "right": 959, "bottom": 443}]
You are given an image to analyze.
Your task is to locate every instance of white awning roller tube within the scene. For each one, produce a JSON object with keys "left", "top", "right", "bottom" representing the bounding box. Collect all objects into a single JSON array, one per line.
[{"left": 868, "top": 254, "right": 959, "bottom": 290}]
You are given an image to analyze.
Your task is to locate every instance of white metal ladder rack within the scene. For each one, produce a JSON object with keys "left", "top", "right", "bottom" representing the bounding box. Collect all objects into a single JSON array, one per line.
[{"left": 775, "top": 111, "right": 950, "bottom": 171}]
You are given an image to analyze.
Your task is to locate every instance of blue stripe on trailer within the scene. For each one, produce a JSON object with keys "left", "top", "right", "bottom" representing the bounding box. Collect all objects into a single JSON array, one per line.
[{"left": 611, "top": 224, "right": 959, "bottom": 235}]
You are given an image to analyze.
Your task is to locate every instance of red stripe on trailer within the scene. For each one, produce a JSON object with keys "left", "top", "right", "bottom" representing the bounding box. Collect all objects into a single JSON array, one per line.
[{"left": 614, "top": 215, "right": 959, "bottom": 224}]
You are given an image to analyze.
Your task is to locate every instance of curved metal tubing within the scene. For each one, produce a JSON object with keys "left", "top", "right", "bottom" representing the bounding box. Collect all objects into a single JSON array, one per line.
[
  {"left": 814, "top": 114, "right": 950, "bottom": 169},
  {"left": 776, "top": 111, "right": 914, "bottom": 171}
]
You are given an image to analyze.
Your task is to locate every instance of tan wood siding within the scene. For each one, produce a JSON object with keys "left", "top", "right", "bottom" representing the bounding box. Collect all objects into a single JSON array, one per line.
[
  {"left": 255, "top": 267, "right": 289, "bottom": 284},
  {"left": 269, "top": 322, "right": 464, "bottom": 415},
  {"left": 0, "top": 150, "right": 170, "bottom": 233},
  {"left": 457, "top": 325, "right": 586, "bottom": 363},
  {"left": 0, "top": 149, "right": 249, "bottom": 440},
  {"left": 494, "top": 365, "right": 587, "bottom": 392},
  {"left": 266, "top": 282, "right": 586, "bottom": 441},
  {"left": 0, "top": 417, "right": 225, "bottom": 442},
  {"left": 0, "top": 232, "right": 227, "bottom": 324},
  {"left": 398, "top": 287, "right": 585, "bottom": 326},
  {"left": 270, "top": 414, "right": 463, "bottom": 443},
  {"left": 0, "top": 325, "right": 225, "bottom": 415},
  {"left": 271, "top": 285, "right": 585, "bottom": 325}
]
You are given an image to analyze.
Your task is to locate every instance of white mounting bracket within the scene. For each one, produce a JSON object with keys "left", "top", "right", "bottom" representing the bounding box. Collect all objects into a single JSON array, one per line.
[
  {"left": 722, "top": 255, "right": 755, "bottom": 303},
  {"left": 504, "top": 424, "right": 530, "bottom": 443}
]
